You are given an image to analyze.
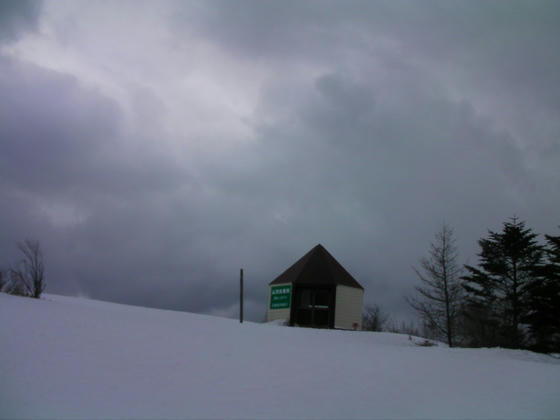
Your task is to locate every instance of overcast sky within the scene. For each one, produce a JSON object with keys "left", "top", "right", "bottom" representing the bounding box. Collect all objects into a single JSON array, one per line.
[{"left": 1, "top": 0, "right": 559, "bottom": 322}]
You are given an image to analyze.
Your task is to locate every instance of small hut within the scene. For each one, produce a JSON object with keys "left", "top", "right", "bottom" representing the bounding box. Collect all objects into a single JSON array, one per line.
[{"left": 267, "top": 244, "right": 364, "bottom": 330}]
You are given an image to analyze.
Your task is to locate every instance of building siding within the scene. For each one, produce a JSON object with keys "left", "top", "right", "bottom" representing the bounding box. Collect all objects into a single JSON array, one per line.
[
  {"left": 266, "top": 283, "right": 291, "bottom": 323},
  {"left": 334, "top": 285, "right": 364, "bottom": 330}
]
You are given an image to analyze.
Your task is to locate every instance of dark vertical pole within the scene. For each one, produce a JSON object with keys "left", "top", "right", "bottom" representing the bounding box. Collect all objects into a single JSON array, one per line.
[{"left": 240, "top": 268, "right": 244, "bottom": 323}]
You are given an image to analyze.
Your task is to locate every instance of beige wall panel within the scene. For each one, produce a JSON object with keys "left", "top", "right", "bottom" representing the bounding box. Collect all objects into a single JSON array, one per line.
[{"left": 334, "top": 285, "right": 364, "bottom": 330}]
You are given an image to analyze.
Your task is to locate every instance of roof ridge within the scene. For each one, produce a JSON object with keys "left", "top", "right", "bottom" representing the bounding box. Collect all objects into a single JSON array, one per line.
[
  {"left": 269, "top": 244, "right": 363, "bottom": 289},
  {"left": 269, "top": 245, "right": 317, "bottom": 285}
]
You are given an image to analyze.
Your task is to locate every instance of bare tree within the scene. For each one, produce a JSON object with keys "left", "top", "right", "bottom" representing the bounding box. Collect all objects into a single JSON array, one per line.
[
  {"left": 10, "top": 240, "right": 46, "bottom": 299},
  {"left": 407, "top": 224, "right": 463, "bottom": 347},
  {"left": 362, "top": 304, "right": 389, "bottom": 331}
]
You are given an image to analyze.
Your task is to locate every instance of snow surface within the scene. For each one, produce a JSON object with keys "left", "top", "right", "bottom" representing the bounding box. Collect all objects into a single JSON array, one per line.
[{"left": 1, "top": 293, "right": 559, "bottom": 419}]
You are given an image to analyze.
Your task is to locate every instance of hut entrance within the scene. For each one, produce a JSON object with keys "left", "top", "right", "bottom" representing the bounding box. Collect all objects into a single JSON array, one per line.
[{"left": 292, "top": 286, "right": 334, "bottom": 328}]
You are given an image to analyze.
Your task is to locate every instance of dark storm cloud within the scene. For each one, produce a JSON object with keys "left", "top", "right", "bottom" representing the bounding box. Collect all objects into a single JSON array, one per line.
[
  {"left": 0, "top": 58, "right": 193, "bottom": 304},
  {"left": 203, "top": 68, "right": 534, "bottom": 312},
  {"left": 181, "top": 1, "right": 560, "bottom": 121},
  {"left": 0, "top": 53, "right": 269, "bottom": 318},
  {"left": 1, "top": 1, "right": 559, "bottom": 322},
  {"left": 181, "top": 1, "right": 560, "bottom": 62},
  {"left": 176, "top": 1, "right": 560, "bottom": 195},
  {"left": 0, "top": 58, "right": 119, "bottom": 194},
  {"left": 0, "top": 0, "right": 42, "bottom": 42}
]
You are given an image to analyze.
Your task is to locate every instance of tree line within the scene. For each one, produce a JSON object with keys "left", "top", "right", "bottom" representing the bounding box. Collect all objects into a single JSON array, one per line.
[{"left": 407, "top": 218, "right": 559, "bottom": 353}]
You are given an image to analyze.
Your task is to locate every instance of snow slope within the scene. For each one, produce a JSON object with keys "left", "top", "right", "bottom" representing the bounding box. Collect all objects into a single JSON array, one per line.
[{"left": 1, "top": 293, "right": 559, "bottom": 419}]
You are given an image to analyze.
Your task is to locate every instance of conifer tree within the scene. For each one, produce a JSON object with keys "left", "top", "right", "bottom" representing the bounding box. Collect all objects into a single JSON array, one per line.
[
  {"left": 524, "top": 232, "right": 560, "bottom": 352},
  {"left": 462, "top": 218, "right": 543, "bottom": 348},
  {"left": 407, "top": 224, "right": 463, "bottom": 347}
]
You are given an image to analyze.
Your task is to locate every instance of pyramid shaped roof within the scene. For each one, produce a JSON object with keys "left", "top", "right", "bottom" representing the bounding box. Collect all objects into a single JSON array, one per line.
[{"left": 269, "top": 244, "right": 364, "bottom": 289}]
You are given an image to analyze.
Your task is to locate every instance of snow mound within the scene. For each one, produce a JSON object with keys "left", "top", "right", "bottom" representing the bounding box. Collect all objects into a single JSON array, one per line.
[{"left": 1, "top": 293, "right": 559, "bottom": 419}]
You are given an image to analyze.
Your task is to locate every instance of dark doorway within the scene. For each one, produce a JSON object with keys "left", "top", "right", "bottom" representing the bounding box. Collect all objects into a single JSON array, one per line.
[{"left": 291, "top": 286, "right": 334, "bottom": 328}]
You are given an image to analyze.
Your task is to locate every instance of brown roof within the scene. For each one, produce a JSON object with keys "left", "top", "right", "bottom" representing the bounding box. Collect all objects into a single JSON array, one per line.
[{"left": 269, "top": 244, "right": 364, "bottom": 289}]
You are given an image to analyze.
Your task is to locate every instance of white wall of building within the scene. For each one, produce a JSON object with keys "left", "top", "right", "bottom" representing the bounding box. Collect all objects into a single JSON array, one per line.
[{"left": 334, "top": 285, "right": 364, "bottom": 330}]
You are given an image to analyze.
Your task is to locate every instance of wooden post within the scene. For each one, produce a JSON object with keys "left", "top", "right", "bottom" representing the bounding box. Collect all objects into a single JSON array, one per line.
[{"left": 240, "top": 268, "right": 244, "bottom": 323}]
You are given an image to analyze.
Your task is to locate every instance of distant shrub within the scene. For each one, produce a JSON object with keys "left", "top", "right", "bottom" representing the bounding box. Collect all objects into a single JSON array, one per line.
[
  {"left": 2, "top": 240, "right": 45, "bottom": 299},
  {"left": 7, "top": 278, "right": 30, "bottom": 297},
  {"left": 0, "top": 270, "right": 5, "bottom": 292}
]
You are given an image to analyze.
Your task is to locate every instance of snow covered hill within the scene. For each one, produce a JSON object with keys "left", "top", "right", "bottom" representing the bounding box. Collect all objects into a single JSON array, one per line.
[{"left": 1, "top": 293, "right": 559, "bottom": 419}]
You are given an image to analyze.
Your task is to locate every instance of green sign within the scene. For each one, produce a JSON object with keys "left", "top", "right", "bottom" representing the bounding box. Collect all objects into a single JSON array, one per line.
[{"left": 270, "top": 285, "right": 292, "bottom": 309}]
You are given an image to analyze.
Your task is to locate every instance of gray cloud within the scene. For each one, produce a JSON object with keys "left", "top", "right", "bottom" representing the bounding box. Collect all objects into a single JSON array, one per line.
[
  {"left": 180, "top": 1, "right": 560, "bottom": 142},
  {"left": 206, "top": 67, "right": 535, "bottom": 312},
  {"left": 0, "top": 59, "right": 119, "bottom": 193},
  {"left": 1, "top": 1, "right": 559, "bottom": 323},
  {"left": 0, "top": 0, "right": 42, "bottom": 42}
]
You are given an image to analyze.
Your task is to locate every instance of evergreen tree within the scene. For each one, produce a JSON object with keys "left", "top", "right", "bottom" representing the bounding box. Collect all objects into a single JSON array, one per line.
[
  {"left": 462, "top": 218, "right": 543, "bottom": 348},
  {"left": 524, "top": 232, "right": 560, "bottom": 352}
]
